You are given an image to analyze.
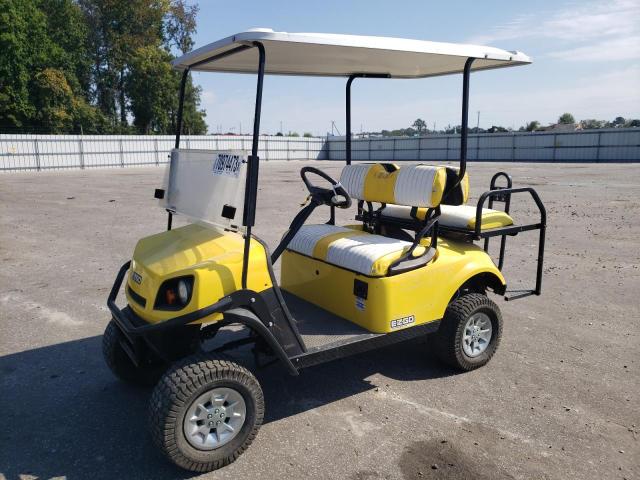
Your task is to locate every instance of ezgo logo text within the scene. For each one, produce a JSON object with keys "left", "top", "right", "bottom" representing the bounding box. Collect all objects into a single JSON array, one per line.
[{"left": 390, "top": 315, "right": 415, "bottom": 329}]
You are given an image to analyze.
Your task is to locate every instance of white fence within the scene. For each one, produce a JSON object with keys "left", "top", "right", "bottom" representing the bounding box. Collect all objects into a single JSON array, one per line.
[
  {"left": 1, "top": 129, "right": 639, "bottom": 171},
  {"left": 0, "top": 134, "right": 328, "bottom": 171},
  {"left": 327, "top": 128, "right": 640, "bottom": 162}
]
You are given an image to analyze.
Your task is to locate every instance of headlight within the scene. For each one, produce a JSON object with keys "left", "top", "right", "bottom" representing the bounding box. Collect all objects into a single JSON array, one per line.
[
  {"left": 178, "top": 279, "right": 189, "bottom": 304},
  {"left": 154, "top": 276, "right": 193, "bottom": 311}
]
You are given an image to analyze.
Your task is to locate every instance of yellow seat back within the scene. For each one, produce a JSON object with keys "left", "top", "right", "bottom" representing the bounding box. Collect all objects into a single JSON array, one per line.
[{"left": 340, "top": 163, "right": 447, "bottom": 208}]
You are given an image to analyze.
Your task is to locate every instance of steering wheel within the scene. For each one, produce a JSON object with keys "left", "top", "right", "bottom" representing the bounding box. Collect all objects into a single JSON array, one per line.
[{"left": 300, "top": 166, "right": 352, "bottom": 209}]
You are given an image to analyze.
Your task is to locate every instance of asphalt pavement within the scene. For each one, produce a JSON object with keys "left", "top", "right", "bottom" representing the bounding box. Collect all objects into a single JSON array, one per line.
[{"left": 0, "top": 161, "right": 638, "bottom": 480}]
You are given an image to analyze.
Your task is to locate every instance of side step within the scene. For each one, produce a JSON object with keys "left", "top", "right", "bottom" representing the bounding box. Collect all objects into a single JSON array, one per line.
[{"left": 504, "top": 289, "right": 538, "bottom": 301}]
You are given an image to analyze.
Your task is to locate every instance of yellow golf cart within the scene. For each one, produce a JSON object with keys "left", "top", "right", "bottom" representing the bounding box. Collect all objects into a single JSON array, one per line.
[{"left": 104, "top": 29, "right": 546, "bottom": 472}]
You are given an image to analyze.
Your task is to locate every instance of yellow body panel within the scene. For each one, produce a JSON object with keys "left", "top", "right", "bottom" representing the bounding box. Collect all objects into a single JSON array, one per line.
[
  {"left": 125, "top": 223, "right": 272, "bottom": 324},
  {"left": 281, "top": 239, "right": 504, "bottom": 333}
]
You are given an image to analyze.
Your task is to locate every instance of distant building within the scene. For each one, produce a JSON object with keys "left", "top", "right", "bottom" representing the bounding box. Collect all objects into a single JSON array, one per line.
[{"left": 539, "top": 122, "right": 583, "bottom": 132}]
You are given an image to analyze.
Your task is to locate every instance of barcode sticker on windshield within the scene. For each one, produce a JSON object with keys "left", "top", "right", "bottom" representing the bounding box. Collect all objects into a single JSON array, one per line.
[{"left": 212, "top": 154, "right": 242, "bottom": 177}]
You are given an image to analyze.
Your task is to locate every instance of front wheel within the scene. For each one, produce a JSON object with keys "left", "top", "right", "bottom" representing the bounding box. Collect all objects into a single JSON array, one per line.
[
  {"left": 149, "top": 355, "right": 264, "bottom": 473},
  {"left": 434, "top": 293, "right": 503, "bottom": 371},
  {"left": 102, "top": 320, "right": 165, "bottom": 386}
]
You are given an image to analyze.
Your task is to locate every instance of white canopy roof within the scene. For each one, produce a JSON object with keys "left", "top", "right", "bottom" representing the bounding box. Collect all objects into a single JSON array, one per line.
[{"left": 172, "top": 29, "right": 531, "bottom": 78}]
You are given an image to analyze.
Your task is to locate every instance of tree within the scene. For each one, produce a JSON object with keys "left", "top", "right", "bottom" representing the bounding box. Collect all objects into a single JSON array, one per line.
[
  {"left": 1, "top": 0, "right": 208, "bottom": 134},
  {"left": 526, "top": 120, "right": 540, "bottom": 132},
  {"left": 611, "top": 116, "right": 626, "bottom": 127},
  {"left": 127, "top": 46, "right": 175, "bottom": 133},
  {"left": 412, "top": 118, "right": 427, "bottom": 135},
  {"left": 626, "top": 119, "right": 640, "bottom": 127},
  {"left": 165, "top": 0, "right": 198, "bottom": 55},
  {"left": 32, "top": 68, "right": 75, "bottom": 132},
  {"left": 558, "top": 113, "right": 575, "bottom": 124},
  {"left": 0, "top": 0, "right": 50, "bottom": 128},
  {"left": 303, "top": 132, "right": 313, "bottom": 137},
  {"left": 581, "top": 119, "right": 606, "bottom": 130},
  {"left": 178, "top": 79, "right": 207, "bottom": 134}
]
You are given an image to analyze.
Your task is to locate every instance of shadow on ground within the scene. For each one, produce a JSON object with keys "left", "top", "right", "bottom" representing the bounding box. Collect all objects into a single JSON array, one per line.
[{"left": 0, "top": 335, "right": 452, "bottom": 480}]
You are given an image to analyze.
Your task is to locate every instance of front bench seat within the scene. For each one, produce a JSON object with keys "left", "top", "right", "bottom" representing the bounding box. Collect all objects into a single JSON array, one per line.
[
  {"left": 287, "top": 224, "right": 432, "bottom": 277},
  {"left": 287, "top": 163, "right": 445, "bottom": 276}
]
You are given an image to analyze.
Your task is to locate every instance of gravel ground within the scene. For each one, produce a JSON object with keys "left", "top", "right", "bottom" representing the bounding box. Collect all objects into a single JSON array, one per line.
[{"left": 0, "top": 161, "right": 638, "bottom": 480}]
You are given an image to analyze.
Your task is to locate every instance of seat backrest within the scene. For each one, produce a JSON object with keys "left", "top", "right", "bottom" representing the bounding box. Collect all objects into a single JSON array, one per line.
[
  {"left": 340, "top": 163, "right": 447, "bottom": 208},
  {"left": 441, "top": 165, "right": 469, "bottom": 206},
  {"left": 340, "top": 163, "right": 469, "bottom": 208}
]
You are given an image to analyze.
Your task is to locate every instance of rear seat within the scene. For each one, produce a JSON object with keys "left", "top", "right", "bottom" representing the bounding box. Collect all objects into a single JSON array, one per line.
[
  {"left": 381, "top": 204, "right": 513, "bottom": 231},
  {"left": 373, "top": 163, "right": 513, "bottom": 233}
]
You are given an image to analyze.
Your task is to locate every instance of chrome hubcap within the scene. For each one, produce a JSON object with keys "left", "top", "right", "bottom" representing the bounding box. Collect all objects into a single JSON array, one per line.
[
  {"left": 462, "top": 312, "right": 492, "bottom": 357},
  {"left": 183, "top": 387, "right": 246, "bottom": 450}
]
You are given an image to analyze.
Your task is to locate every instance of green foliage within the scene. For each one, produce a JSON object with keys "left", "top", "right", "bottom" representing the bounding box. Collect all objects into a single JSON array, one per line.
[
  {"left": 32, "top": 68, "right": 74, "bottom": 132},
  {"left": 558, "top": 113, "right": 575, "bottom": 124},
  {"left": 0, "top": 0, "right": 47, "bottom": 128},
  {"left": 165, "top": 0, "right": 198, "bottom": 54},
  {"left": 303, "top": 132, "right": 313, "bottom": 137},
  {"left": 526, "top": 120, "right": 540, "bottom": 132},
  {"left": 128, "top": 46, "right": 175, "bottom": 133},
  {"left": 412, "top": 118, "right": 427, "bottom": 134},
  {"left": 0, "top": 0, "right": 206, "bottom": 134},
  {"left": 581, "top": 119, "right": 606, "bottom": 130}
]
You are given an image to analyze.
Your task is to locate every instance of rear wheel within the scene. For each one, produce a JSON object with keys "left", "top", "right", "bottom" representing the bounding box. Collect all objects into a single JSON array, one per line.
[
  {"left": 102, "top": 320, "right": 165, "bottom": 386},
  {"left": 149, "top": 355, "right": 264, "bottom": 473},
  {"left": 434, "top": 293, "right": 502, "bottom": 371}
]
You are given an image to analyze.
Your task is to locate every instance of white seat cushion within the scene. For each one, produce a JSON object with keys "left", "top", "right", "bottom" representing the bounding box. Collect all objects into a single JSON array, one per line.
[
  {"left": 287, "top": 224, "right": 418, "bottom": 276},
  {"left": 380, "top": 204, "right": 513, "bottom": 231}
]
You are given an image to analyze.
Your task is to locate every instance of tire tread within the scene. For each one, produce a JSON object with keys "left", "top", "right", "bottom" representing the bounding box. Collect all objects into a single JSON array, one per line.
[
  {"left": 435, "top": 293, "right": 503, "bottom": 371},
  {"left": 149, "top": 354, "right": 264, "bottom": 473}
]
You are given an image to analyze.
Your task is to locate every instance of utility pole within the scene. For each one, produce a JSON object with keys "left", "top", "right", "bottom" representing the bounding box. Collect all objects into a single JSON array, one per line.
[
  {"left": 330, "top": 120, "right": 341, "bottom": 136},
  {"left": 476, "top": 111, "right": 480, "bottom": 132},
  {"left": 280, "top": 120, "right": 283, "bottom": 134},
  {"left": 239, "top": 121, "right": 242, "bottom": 135}
]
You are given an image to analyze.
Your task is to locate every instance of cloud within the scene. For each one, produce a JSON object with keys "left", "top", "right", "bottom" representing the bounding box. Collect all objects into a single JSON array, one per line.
[
  {"left": 469, "top": 65, "right": 640, "bottom": 126},
  {"left": 468, "top": 0, "right": 640, "bottom": 62},
  {"left": 548, "top": 35, "right": 640, "bottom": 62},
  {"left": 348, "top": 65, "right": 640, "bottom": 131},
  {"left": 201, "top": 90, "right": 216, "bottom": 104}
]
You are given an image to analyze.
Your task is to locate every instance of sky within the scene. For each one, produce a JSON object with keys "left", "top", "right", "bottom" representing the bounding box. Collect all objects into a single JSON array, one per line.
[{"left": 188, "top": 0, "right": 640, "bottom": 136}]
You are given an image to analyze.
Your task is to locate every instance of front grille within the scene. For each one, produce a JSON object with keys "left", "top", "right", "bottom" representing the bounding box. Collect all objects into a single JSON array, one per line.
[{"left": 127, "top": 285, "right": 147, "bottom": 308}]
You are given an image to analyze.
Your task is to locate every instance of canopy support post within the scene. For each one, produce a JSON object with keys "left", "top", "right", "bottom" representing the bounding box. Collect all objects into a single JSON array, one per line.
[
  {"left": 346, "top": 75, "right": 356, "bottom": 165},
  {"left": 175, "top": 68, "right": 190, "bottom": 150},
  {"left": 241, "top": 42, "right": 266, "bottom": 289},
  {"left": 166, "top": 68, "right": 191, "bottom": 230},
  {"left": 346, "top": 73, "right": 391, "bottom": 165},
  {"left": 459, "top": 58, "right": 474, "bottom": 180}
]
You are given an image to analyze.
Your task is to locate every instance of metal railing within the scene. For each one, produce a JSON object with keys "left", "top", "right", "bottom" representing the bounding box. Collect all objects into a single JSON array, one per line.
[{"left": 0, "top": 134, "right": 328, "bottom": 172}]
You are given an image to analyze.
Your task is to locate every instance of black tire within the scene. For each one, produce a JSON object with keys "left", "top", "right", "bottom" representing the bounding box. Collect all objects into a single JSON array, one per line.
[
  {"left": 102, "top": 320, "right": 165, "bottom": 386},
  {"left": 434, "top": 293, "right": 502, "bottom": 371},
  {"left": 149, "top": 355, "right": 264, "bottom": 473}
]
